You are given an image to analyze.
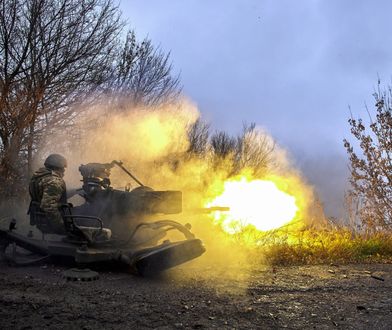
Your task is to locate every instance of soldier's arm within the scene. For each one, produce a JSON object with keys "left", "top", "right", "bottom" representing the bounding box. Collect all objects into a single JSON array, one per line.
[{"left": 40, "top": 177, "right": 64, "bottom": 225}]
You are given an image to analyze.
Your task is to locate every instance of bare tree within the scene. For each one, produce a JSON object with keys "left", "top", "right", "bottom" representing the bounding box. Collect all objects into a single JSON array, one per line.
[
  {"left": 0, "top": 0, "right": 181, "bottom": 199},
  {"left": 344, "top": 83, "right": 392, "bottom": 229},
  {"left": 211, "top": 131, "right": 236, "bottom": 158},
  {"left": 185, "top": 120, "right": 274, "bottom": 177},
  {"left": 234, "top": 123, "right": 275, "bottom": 176},
  {"left": 109, "top": 31, "right": 181, "bottom": 108},
  {"left": 0, "top": 0, "right": 121, "bottom": 196},
  {"left": 187, "top": 119, "right": 210, "bottom": 156}
]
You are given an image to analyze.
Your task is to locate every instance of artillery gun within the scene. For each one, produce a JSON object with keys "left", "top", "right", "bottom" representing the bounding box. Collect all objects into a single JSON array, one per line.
[
  {"left": 73, "top": 161, "right": 184, "bottom": 234},
  {"left": 0, "top": 161, "right": 208, "bottom": 276}
]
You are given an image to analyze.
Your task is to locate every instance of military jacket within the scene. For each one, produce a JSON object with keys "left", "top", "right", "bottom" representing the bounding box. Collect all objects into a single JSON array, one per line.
[{"left": 29, "top": 167, "right": 67, "bottom": 227}]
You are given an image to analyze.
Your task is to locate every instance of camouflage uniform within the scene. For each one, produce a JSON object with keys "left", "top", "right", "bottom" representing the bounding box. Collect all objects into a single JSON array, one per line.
[{"left": 29, "top": 167, "right": 67, "bottom": 234}]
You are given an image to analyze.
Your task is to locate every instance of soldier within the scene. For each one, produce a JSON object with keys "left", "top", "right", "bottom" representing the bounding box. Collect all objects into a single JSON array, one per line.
[{"left": 28, "top": 154, "right": 68, "bottom": 234}]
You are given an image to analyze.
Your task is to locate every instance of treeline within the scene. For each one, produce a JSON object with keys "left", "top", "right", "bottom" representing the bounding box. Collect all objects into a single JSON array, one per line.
[{"left": 186, "top": 121, "right": 275, "bottom": 177}]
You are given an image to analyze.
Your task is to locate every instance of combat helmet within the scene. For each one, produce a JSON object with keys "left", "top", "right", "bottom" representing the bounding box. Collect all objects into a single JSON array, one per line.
[{"left": 44, "top": 154, "right": 67, "bottom": 170}]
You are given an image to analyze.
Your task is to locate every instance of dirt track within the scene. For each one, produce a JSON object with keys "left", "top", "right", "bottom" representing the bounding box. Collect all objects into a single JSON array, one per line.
[{"left": 1, "top": 261, "right": 392, "bottom": 329}]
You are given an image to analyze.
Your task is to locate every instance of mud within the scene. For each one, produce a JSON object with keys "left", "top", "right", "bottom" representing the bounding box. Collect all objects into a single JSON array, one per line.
[{"left": 1, "top": 261, "right": 391, "bottom": 329}]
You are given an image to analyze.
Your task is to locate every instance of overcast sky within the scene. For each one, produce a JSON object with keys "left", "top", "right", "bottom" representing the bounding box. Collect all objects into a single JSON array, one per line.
[{"left": 119, "top": 1, "right": 392, "bottom": 217}]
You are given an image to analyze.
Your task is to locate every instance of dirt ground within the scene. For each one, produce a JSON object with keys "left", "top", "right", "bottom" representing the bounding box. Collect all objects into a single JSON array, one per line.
[{"left": 0, "top": 260, "right": 391, "bottom": 330}]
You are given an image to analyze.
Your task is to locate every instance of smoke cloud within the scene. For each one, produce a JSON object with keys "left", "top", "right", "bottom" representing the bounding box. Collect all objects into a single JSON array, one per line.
[{"left": 37, "top": 96, "right": 325, "bottom": 287}]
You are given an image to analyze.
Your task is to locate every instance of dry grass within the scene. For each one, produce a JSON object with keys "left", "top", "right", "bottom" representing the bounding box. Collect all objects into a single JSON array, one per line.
[{"left": 233, "top": 226, "right": 392, "bottom": 266}]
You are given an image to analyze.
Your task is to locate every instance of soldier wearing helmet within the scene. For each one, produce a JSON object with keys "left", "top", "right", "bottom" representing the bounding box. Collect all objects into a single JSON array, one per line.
[{"left": 28, "top": 154, "right": 68, "bottom": 234}]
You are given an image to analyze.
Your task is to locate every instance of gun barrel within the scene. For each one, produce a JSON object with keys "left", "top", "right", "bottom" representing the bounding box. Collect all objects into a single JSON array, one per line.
[
  {"left": 188, "top": 206, "right": 230, "bottom": 214},
  {"left": 112, "top": 160, "right": 145, "bottom": 187}
]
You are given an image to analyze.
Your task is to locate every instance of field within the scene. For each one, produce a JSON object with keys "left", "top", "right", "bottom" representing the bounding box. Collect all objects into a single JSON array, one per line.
[{"left": 1, "top": 260, "right": 392, "bottom": 329}]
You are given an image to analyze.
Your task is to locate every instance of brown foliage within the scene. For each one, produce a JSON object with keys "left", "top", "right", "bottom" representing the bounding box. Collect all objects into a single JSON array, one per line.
[{"left": 344, "top": 83, "right": 392, "bottom": 229}]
